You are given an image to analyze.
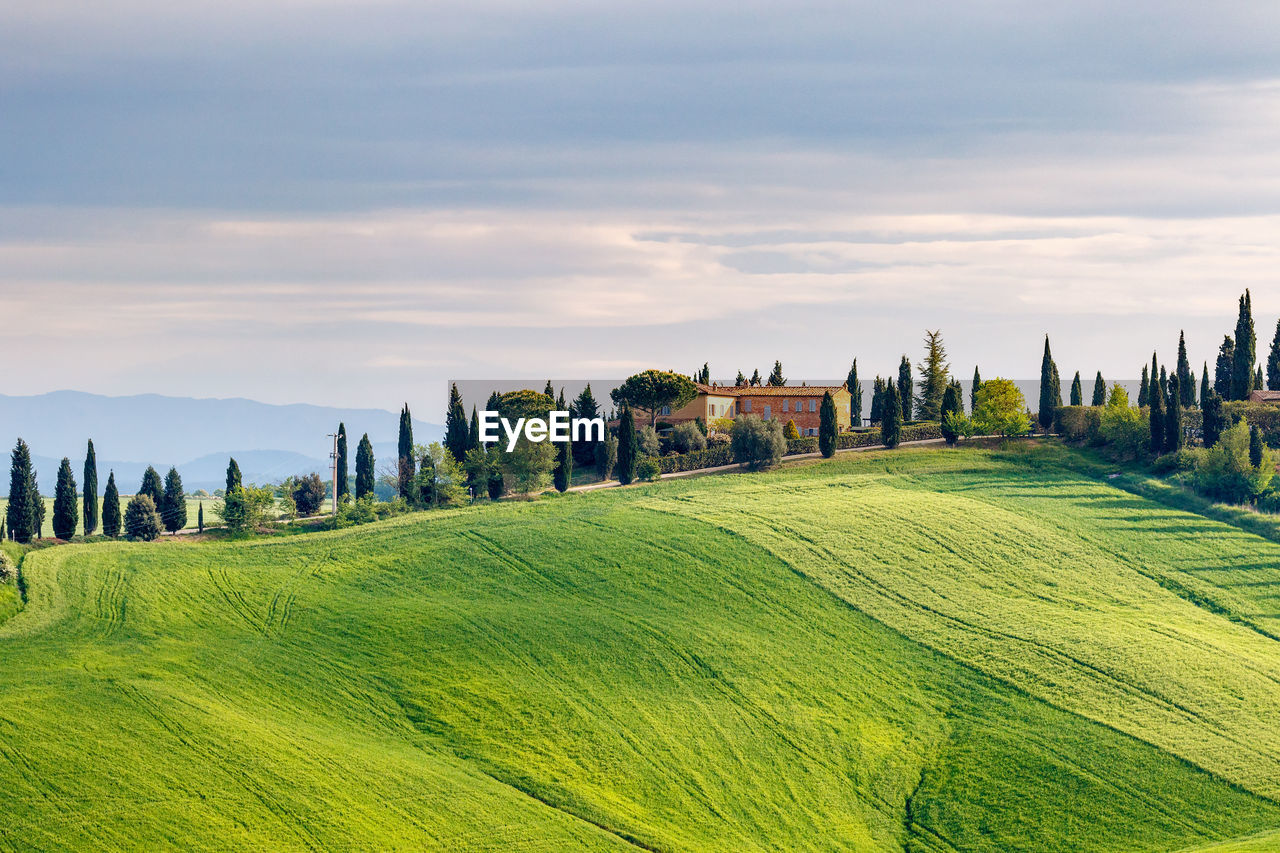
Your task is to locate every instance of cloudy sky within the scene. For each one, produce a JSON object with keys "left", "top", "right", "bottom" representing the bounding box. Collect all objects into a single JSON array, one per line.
[{"left": 3, "top": 1, "right": 1279, "bottom": 413}]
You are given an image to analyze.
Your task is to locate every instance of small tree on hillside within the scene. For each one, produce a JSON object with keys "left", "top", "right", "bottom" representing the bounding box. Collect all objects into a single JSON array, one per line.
[
  {"left": 82, "top": 439, "right": 99, "bottom": 536},
  {"left": 1038, "top": 336, "right": 1061, "bottom": 430},
  {"left": 397, "top": 404, "right": 415, "bottom": 500},
  {"left": 198, "top": 502, "right": 204, "bottom": 534},
  {"left": 940, "top": 382, "right": 963, "bottom": 446},
  {"left": 293, "top": 473, "right": 326, "bottom": 517},
  {"left": 819, "top": 392, "right": 837, "bottom": 457},
  {"left": 915, "top": 330, "right": 950, "bottom": 422},
  {"left": 881, "top": 380, "right": 903, "bottom": 448},
  {"left": 1070, "top": 371, "right": 1083, "bottom": 407},
  {"left": 52, "top": 457, "right": 78, "bottom": 540},
  {"left": 1092, "top": 372, "right": 1106, "bottom": 407},
  {"left": 226, "top": 457, "right": 242, "bottom": 494},
  {"left": 124, "top": 495, "right": 162, "bottom": 542},
  {"left": 615, "top": 405, "right": 640, "bottom": 485},
  {"left": 336, "top": 423, "right": 349, "bottom": 500},
  {"left": 897, "top": 357, "right": 913, "bottom": 422},
  {"left": 501, "top": 438, "right": 556, "bottom": 497},
  {"left": 974, "top": 379, "right": 1032, "bottom": 438},
  {"left": 355, "top": 434, "right": 375, "bottom": 499},
  {"left": 102, "top": 471, "right": 121, "bottom": 537},
  {"left": 970, "top": 366, "right": 981, "bottom": 414},
  {"left": 7, "top": 438, "right": 37, "bottom": 544},
  {"left": 847, "top": 360, "right": 863, "bottom": 426},
  {"left": 161, "top": 467, "right": 187, "bottom": 533},
  {"left": 139, "top": 466, "right": 163, "bottom": 507}
]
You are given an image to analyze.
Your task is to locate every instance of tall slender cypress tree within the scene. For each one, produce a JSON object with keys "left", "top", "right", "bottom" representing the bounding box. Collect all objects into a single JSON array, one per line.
[
  {"left": 444, "top": 384, "right": 469, "bottom": 463},
  {"left": 1160, "top": 365, "right": 1168, "bottom": 401},
  {"left": 1251, "top": 425, "right": 1265, "bottom": 470},
  {"left": 336, "top": 423, "right": 349, "bottom": 499},
  {"left": 1138, "top": 365, "right": 1150, "bottom": 408},
  {"left": 1257, "top": 365, "right": 1265, "bottom": 393},
  {"left": 1268, "top": 320, "right": 1280, "bottom": 391},
  {"left": 818, "top": 392, "right": 837, "bottom": 457},
  {"left": 1151, "top": 353, "right": 1160, "bottom": 399},
  {"left": 1165, "top": 376, "right": 1182, "bottom": 453},
  {"left": 198, "top": 502, "right": 204, "bottom": 534},
  {"left": 102, "top": 471, "right": 121, "bottom": 538},
  {"left": 847, "top": 360, "right": 862, "bottom": 426},
  {"left": 882, "top": 380, "right": 903, "bottom": 449},
  {"left": 355, "top": 434, "right": 375, "bottom": 499},
  {"left": 1201, "top": 363, "right": 1210, "bottom": 407},
  {"left": 1149, "top": 371, "right": 1166, "bottom": 454},
  {"left": 940, "top": 382, "right": 962, "bottom": 445},
  {"left": 553, "top": 389, "right": 572, "bottom": 492},
  {"left": 1070, "top": 371, "right": 1083, "bottom": 406},
  {"left": 397, "top": 404, "right": 414, "bottom": 500},
  {"left": 1092, "top": 371, "right": 1106, "bottom": 406},
  {"left": 6, "top": 439, "right": 36, "bottom": 544},
  {"left": 52, "top": 457, "right": 78, "bottom": 541},
  {"left": 870, "top": 377, "right": 885, "bottom": 425},
  {"left": 161, "top": 467, "right": 187, "bottom": 534},
  {"left": 1215, "top": 336, "right": 1235, "bottom": 399},
  {"left": 1232, "top": 290, "right": 1256, "bottom": 399},
  {"left": 1202, "top": 392, "right": 1223, "bottom": 448},
  {"left": 139, "top": 466, "right": 163, "bottom": 506},
  {"left": 1176, "top": 330, "right": 1194, "bottom": 408},
  {"left": 31, "top": 470, "right": 44, "bottom": 539},
  {"left": 897, "top": 356, "right": 913, "bottom": 422},
  {"left": 82, "top": 439, "right": 99, "bottom": 536},
  {"left": 225, "top": 458, "right": 242, "bottom": 494},
  {"left": 468, "top": 406, "right": 480, "bottom": 452},
  {"left": 971, "top": 366, "right": 981, "bottom": 414},
  {"left": 1038, "top": 336, "right": 1061, "bottom": 430},
  {"left": 615, "top": 405, "right": 639, "bottom": 485}
]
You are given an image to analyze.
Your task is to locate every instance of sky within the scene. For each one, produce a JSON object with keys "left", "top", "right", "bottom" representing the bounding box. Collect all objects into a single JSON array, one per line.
[{"left": 3, "top": 1, "right": 1279, "bottom": 415}]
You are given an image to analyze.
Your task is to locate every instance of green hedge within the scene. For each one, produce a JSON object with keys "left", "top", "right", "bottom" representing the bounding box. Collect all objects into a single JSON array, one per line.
[{"left": 654, "top": 445, "right": 735, "bottom": 474}]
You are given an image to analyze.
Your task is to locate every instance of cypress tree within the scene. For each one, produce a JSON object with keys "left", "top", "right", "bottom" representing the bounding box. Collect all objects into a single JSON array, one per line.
[
  {"left": 6, "top": 439, "right": 36, "bottom": 544},
  {"left": 570, "top": 384, "right": 601, "bottom": 466},
  {"left": 397, "top": 404, "right": 414, "bottom": 500},
  {"left": 1200, "top": 363, "right": 1210, "bottom": 407},
  {"left": 898, "top": 356, "right": 913, "bottom": 422},
  {"left": 915, "top": 330, "right": 949, "bottom": 422},
  {"left": 1232, "top": 290, "right": 1257, "bottom": 400},
  {"left": 818, "top": 392, "right": 837, "bottom": 458},
  {"left": 1149, "top": 372, "right": 1166, "bottom": 454},
  {"left": 1138, "top": 365, "right": 1150, "bottom": 408},
  {"left": 869, "top": 377, "right": 885, "bottom": 425},
  {"left": 615, "top": 405, "right": 639, "bottom": 485},
  {"left": 82, "top": 439, "right": 99, "bottom": 536},
  {"left": 444, "top": 384, "right": 469, "bottom": 463},
  {"left": 1070, "top": 371, "right": 1083, "bottom": 406},
  {"left": 940, "top": 382, "right": 962, "bottom": 446},
  {"left": 1151, "top": 353, "right": 1160, "bottom": 400},
  {"left": 735, "top": 370, "right": 746, "bottom": 387},
  {"left": 31, "top": 471, "right": 44, "bottom": 539},
  {"left": 1202, "top": 392, "right": 1223, "bottom": 448},
  {"left": 160, "top": 467, "right": 187, "bottom": 534},
  {"left": 882, "top": 381, "right": 903, "bottom": 449},
  {"left": 970, "top": 366, "right": 981, "bottom": 415},
  {"left": 750, "top": 368, "right": 761, "bottom": 387},
  {"left": 1215, "top": 336, "right": 1235, "bottom": 399},
  {"left": 1038, "top": 336, "right": 1061, "bottom": 430},
  {"left": 52, "top": 457, "right": 78, "bottom": 541},
  {"left": 336, "top": 423, "right": 349, "bottom": 499},
  {"left": 553, "top": 389, "right": 572, "bottom": 492},
  {"left": 468, "top": 406, "right": 480, "bottom": 452},
  {"left": 225, "top": 458, "right": 242, "bottom": 494},
  {"left": 1269, "top": 320, "right": 1280, "bottom": 391},
  {"left": 355, "top": 434, "right": 375, "bottom": 499},
  {"left": 1251, "top": 425, "right": 1264, "bottom": 470},
  {"left": 1257, "top": 365, "right": 1265, "bottom": 393},
  {"left": 139, "top": 466, "right": 163, "bottom": 506},
  {"left": 767, "top": 360, "right": 786, "bottom": 387},
  {"left": 1165, "top": 376, "right": 1183, "bottom": 453},
  {"left": 102, "top": 471, "right": 121, "bottom": 538},
  {"left": 198, "top": 502, "right": 204, "bottom": 534},
  {"left": 1092, "top": 372, "right": 1106, "bottom": 407},
  {"left": 1160, "top": 365, "right": 1168, "bottom": 400},
  {"left": 847, "top": 360, "right": 862, "bottom": 426},
  {"left": 543, "top": 379, "right": 555, "bottom": 398},
  {"left": 1176, "top": 330, "right": 1194, "bottom": 408}
]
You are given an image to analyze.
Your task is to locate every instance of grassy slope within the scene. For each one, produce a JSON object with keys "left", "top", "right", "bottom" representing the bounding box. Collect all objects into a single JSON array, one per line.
[{"left": 0, "top": 444, "right": 1279, "bottom": 849}]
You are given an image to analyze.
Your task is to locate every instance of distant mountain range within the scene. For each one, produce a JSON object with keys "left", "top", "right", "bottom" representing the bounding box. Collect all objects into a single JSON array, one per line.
[{"left": 1, "top": 391, "right": 441, "bottom": 494}]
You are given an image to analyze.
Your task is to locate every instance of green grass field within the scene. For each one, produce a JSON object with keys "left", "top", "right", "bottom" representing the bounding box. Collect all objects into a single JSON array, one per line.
[{"left": 4, "top": 443, "right": 1280, "bottom": 849}]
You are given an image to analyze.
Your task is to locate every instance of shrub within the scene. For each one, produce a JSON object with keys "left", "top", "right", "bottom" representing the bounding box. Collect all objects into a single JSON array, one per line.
[
  {"left": 501, "top": 437, "right": 557, "bottom": 496},
  {"left": 123, "top": 495, "right": 163, "bottom": 542},
  {"left": 635, "top": 457, "right": 661, "bottom": 482},
  {"left": 1055, "top": 406, "right": 1102, "bottom": 444},
  {"left": 215, "top": 486, "right": 277, "bottom": 534},
  {"left": 637, "top": 426, "right": 661, "bottom": 456},
  {"left": 784, "top": 419, "right": 801, "bottom": 440},
  {"left": 731, "top": 415, "right": 786, "bottom": 470},
  {"left": 1194, "top": 420, "right": 1274, "bottom": 504},
  {"left": 1152, "top": 448, "right": 1201, "bottom": 476},
  {"left": 1098, "top": 405, "right": 1149, "bottom": 461},
  {"left": 709, "top": 417, "right": 736, "bottom": 435},
  {"left": 292, "top": 473, "right": 326, "bottom": 517},
  {"left": 672, "top": 422, "right": 707, "bottom": 454},
  {"left": 594, "top": 434, "right": 618, "bottom": 480},
  {"left": 786, "top": 437, "right": 819, "bottom": 455},
  {"left": 0, "top": 551, "right": 14, "bottom": 582},
  {"left": 973, "top": 379, "right": 1032, "bottom": 438},
  {"left": 654, "top": 445, "right": 735, "bottom": 474}
]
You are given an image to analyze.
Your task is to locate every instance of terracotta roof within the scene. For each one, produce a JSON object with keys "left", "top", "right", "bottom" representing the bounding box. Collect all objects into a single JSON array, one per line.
[
  {"left": 692, "top": 383, "right": 846, "bottom": 397},
  {"left": 1249, "top": 390, "right": 1280, "bottom": 403}
]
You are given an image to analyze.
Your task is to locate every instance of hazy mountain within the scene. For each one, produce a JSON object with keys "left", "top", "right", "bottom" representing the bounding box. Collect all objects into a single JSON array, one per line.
[{"left": 3, "top": 391, "right": 442, "bottom": 494}]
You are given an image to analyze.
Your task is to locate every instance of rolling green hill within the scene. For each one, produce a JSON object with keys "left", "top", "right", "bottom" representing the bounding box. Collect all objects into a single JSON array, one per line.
[{"left": 3, "top": 443, "right": 1280, "bottom": 850}]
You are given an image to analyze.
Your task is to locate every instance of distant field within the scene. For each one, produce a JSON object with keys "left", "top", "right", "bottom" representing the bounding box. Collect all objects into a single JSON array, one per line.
[
  {"left": 3, "top": 443, "right": 1280, "bottom": 849},
  {"left": 0, "top": 497, "right": 209, "bottom": 537}
]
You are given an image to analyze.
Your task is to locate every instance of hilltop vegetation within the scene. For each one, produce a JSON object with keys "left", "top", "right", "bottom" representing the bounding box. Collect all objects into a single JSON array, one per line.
[{"left": 3, "top": 444, "right": 1280, "bottom": 850}]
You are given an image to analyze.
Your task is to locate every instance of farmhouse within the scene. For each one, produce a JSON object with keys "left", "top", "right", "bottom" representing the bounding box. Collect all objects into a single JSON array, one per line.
[
  {"left": 1248, "top": 390, "right": 1280, "bottom": 404},
  {"left": 657, "top": 382, "right": 854, "bottom": 436}
]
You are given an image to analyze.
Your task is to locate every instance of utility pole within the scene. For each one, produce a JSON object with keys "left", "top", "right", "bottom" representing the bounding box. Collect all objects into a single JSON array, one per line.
[{"left": 328, "top": 431, "right": 339, "bottom": 516}]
